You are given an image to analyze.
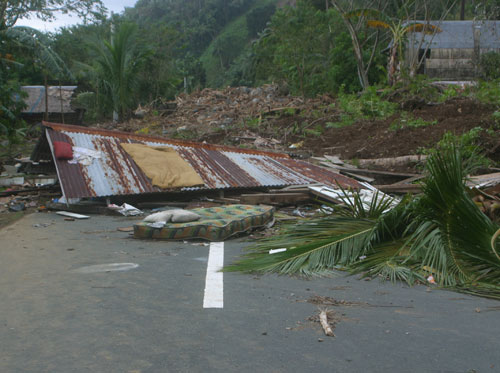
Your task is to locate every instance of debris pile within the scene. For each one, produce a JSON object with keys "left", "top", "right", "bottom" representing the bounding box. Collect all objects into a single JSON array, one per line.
[{"left": 100, "top": 84, "right": 337, "bottom": 153}]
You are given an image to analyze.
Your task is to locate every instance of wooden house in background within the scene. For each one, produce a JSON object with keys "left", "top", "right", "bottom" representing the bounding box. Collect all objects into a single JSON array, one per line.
[
  {"left": 406, "top": 20, "right": 500, "bottom": 80},
  {"left": 20, "top": 86, "right": 84, "bottom": 125}
]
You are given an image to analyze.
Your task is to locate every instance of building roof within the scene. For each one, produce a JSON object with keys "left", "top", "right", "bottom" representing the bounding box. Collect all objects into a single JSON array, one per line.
[
  {"left": 34, "top": 122, "right": 361, "bottom": 200},
  {"left": 21, "top": 86, "right": 77, "bottom": 114},
  {"left": 407, "top": 20, "right": 500, "bottom": 49}
]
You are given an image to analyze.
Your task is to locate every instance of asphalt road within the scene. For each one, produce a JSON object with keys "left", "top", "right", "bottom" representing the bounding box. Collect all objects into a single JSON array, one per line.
[{"left": 0, "top": 212, "right": 499, "bottom": 373}]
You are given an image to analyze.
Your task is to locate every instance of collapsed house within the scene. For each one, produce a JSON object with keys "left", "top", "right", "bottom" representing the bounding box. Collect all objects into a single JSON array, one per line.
[
  {"left": 404, "top": 20, "right": 500, "bottom": 80},
  {"left": 31, "top": 122, "right": 362, "bottom": 204},
  {"left": 20, "top": 86, "right": 84, "bottom": 125}
]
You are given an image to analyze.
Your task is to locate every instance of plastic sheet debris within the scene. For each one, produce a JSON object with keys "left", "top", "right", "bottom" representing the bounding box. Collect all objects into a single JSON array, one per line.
[
  {"left": 108, "top": 203, "right": 143, "bottom": 216},
  {"left": 67, "top": 146, "right": 102, "bottom": 166},
  {"left": 309, "top": 182, "right": 399, "bottom": 212},
  {"left": 33, "top": 223, "right": 52, "bottom": 228},
  {"left": 8, "top": 203, "right": 25, "bottom": 212},
  {"left": 147, "top": 221, "right": 166, "bottom": 228}
]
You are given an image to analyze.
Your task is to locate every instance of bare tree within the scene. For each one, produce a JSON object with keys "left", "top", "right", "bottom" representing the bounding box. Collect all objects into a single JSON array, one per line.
[{"left": 330, "top": 0, "right": 388, "bottom": 89}]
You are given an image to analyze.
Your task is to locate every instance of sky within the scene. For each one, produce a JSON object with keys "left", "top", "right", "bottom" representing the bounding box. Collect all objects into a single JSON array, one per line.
[{"left": 16, "top": 0, "right": 138, "bottom": 32}]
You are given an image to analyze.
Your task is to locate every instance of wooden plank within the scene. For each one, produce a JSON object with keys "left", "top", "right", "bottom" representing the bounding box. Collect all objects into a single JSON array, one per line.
[
  {"left": 323, "top": 155, "right": 344, "bottom": 165},
  {"left": 341, "top": 171, "right": 375, "bottom": 183},
  {"left": 239, "top": 192, "right": 311, "bottom": 205},
  {"left": 393, "top": 175, "right": 425, "bottom": 185},
  {"left": 335, "top": 167, "right": 419, "bottom": 178}
]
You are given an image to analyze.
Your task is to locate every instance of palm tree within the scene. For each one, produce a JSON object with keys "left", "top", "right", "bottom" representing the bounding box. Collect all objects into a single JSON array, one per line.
[{"left": 89, "top": 22, "right": 148, "bottom": 122}]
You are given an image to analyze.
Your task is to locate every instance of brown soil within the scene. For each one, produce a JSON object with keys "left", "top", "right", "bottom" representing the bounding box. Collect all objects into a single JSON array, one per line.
[{"left": 302, "top": 98, "right": 498, "bottom": 160}]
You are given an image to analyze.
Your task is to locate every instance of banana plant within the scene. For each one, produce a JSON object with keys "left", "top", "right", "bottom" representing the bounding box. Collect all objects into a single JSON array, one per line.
[{"left": 343, "top": 8, "right": 442, "bottom": 85}]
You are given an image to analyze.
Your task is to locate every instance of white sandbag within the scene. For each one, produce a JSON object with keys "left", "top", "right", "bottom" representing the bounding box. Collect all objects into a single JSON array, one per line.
[
  {"left": 170, "top": 209, "right": 201, "bottom": 223},
  {"left": 142, "top": 210, "right": 174, "bottom": 223}
]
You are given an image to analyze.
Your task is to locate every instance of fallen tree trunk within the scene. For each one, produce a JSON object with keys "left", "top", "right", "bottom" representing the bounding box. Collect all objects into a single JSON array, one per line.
[{"left": 358, "top": 155, "right": 428, "bottom": 168}]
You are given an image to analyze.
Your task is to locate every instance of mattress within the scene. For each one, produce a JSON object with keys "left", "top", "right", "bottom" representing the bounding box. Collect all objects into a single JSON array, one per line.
[{"left": 134, "top": 204, "right": 274, "bottom": 241}]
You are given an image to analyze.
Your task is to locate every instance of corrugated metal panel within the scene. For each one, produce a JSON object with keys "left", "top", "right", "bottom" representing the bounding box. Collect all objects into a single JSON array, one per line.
[
  {"left": 407, "top": 21, "right": 500, "bottom": 49},
  {"left": 40, "top": 122, "right": 361, "bottom": 199}
]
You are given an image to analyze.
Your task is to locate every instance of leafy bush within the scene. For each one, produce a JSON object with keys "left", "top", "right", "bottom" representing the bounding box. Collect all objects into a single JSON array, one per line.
[
  {"left": 424, "top": 127, "right": 491, "bottom": 170},
  {"left": 387, "top": 75, "right": 442, "bottom": 103},
  {"left": 480, "top": 51, "right": 500, "bottom": 80},
  {"left": 390, "top": 112, "right": 437, "bottom": 131},
  {"left": 73, "top": 91, "right": 98, "bottom": 122},
  {"left": 472, "top": 80, "right": 500, "bottom": 106},
  {"left": 437, "top": 85, "right": 464, "bottom": 102},
  {"left": 328, "top": 86, "right": 397, "bottom": 127},
  {"left": 0, "top": 79, "right": 27, "bottom": 147}
]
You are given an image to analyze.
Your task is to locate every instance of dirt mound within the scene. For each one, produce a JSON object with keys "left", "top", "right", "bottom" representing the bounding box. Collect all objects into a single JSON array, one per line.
[
  {"left": 97, "top": 85, "right": 328, "bottom": 138},
  {"left": 96, "top": 88, "right": 499, "bottom": 164}
]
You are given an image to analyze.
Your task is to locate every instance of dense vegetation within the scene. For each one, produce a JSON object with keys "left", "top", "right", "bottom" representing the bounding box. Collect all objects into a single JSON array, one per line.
[{"left": 1, "top": 0, "right": 500, "bottom": 137}]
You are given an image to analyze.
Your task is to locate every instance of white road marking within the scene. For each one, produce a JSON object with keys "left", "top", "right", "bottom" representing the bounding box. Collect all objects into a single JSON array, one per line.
[{"left": 203, "top": 242, "right": 224, "bottom": 308}]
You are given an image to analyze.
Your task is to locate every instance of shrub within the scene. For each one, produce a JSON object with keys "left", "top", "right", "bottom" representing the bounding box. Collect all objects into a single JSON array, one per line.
[
  {"left": 480, "top": 51, "right": 500, "bottom": 80},
  {"left": 389, "top": 112, "right": 437, "bottom": 131},
  {"left": 328, "top": 86, "right": 398, "bottom": 128}
]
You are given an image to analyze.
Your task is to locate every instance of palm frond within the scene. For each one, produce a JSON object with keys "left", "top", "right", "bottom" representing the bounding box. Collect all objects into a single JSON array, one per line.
[
  {"left": 227, "top": 143, "right": 500, "bottom": 298},
  {"left": 333, "top": 183, "right": 396, "bottom": 219},
  {"left": 5, "top": 26, "right": 73, "bottom": 79},
  {"left": 224, "top": 218, "right": 376, "bottom": 275},
  {"left": 344, "top": 8, "right": 382, "bottom": 19},
  {"left": 405, "top": 23, "right": 442, "bottom": 34},
  {"left": 366, "top": 20, "right": 390, "bottom": 29}
]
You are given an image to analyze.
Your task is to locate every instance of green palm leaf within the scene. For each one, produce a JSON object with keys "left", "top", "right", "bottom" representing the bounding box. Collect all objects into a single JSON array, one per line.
[{"left": 225, "top": 218, "right": 376, "bottom": 276}]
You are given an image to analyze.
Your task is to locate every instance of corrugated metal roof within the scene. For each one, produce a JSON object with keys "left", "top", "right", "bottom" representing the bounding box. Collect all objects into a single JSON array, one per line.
[
  {"left": 20, "top": 86, "right": 77, "bottom": 114},
  {"left": 407, "top": 21, "right": 500, "bottom": 49},
  {"left": 38, "top": 122, "right": 361, "bottom": 199}
]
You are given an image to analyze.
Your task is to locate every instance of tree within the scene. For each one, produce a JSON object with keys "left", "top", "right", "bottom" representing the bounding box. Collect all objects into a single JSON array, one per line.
[
  {"left": 254, "top": 1, "right": 370, "bottom": 96},
  {"left": 0, "top": 0, "right": 106, "bottom": 30},
  {"left": 84, "top": 22, "right": 149, "bottom": 122},
  {"left": 6, "top": 26, "right": 74, "bottom": 120},
  {"left": 331, "top": 0, "right": 458, "bottom": 89},
  {"left": 330, "top": 0, "right": 388, "bottom": 90},
  {"left": 0, "top": 56, "right": 26, "bottom": 150}
]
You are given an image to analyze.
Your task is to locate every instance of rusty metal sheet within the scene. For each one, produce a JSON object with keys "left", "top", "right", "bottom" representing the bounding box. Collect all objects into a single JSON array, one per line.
[{"left": 40, "top": 122, "right": 362, "bottom": 199}]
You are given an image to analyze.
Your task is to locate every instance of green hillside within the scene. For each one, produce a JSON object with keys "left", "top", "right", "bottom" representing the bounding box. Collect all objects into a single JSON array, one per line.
[{"left": 200, "top": 0, "right": 277, "bottom": 87}]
